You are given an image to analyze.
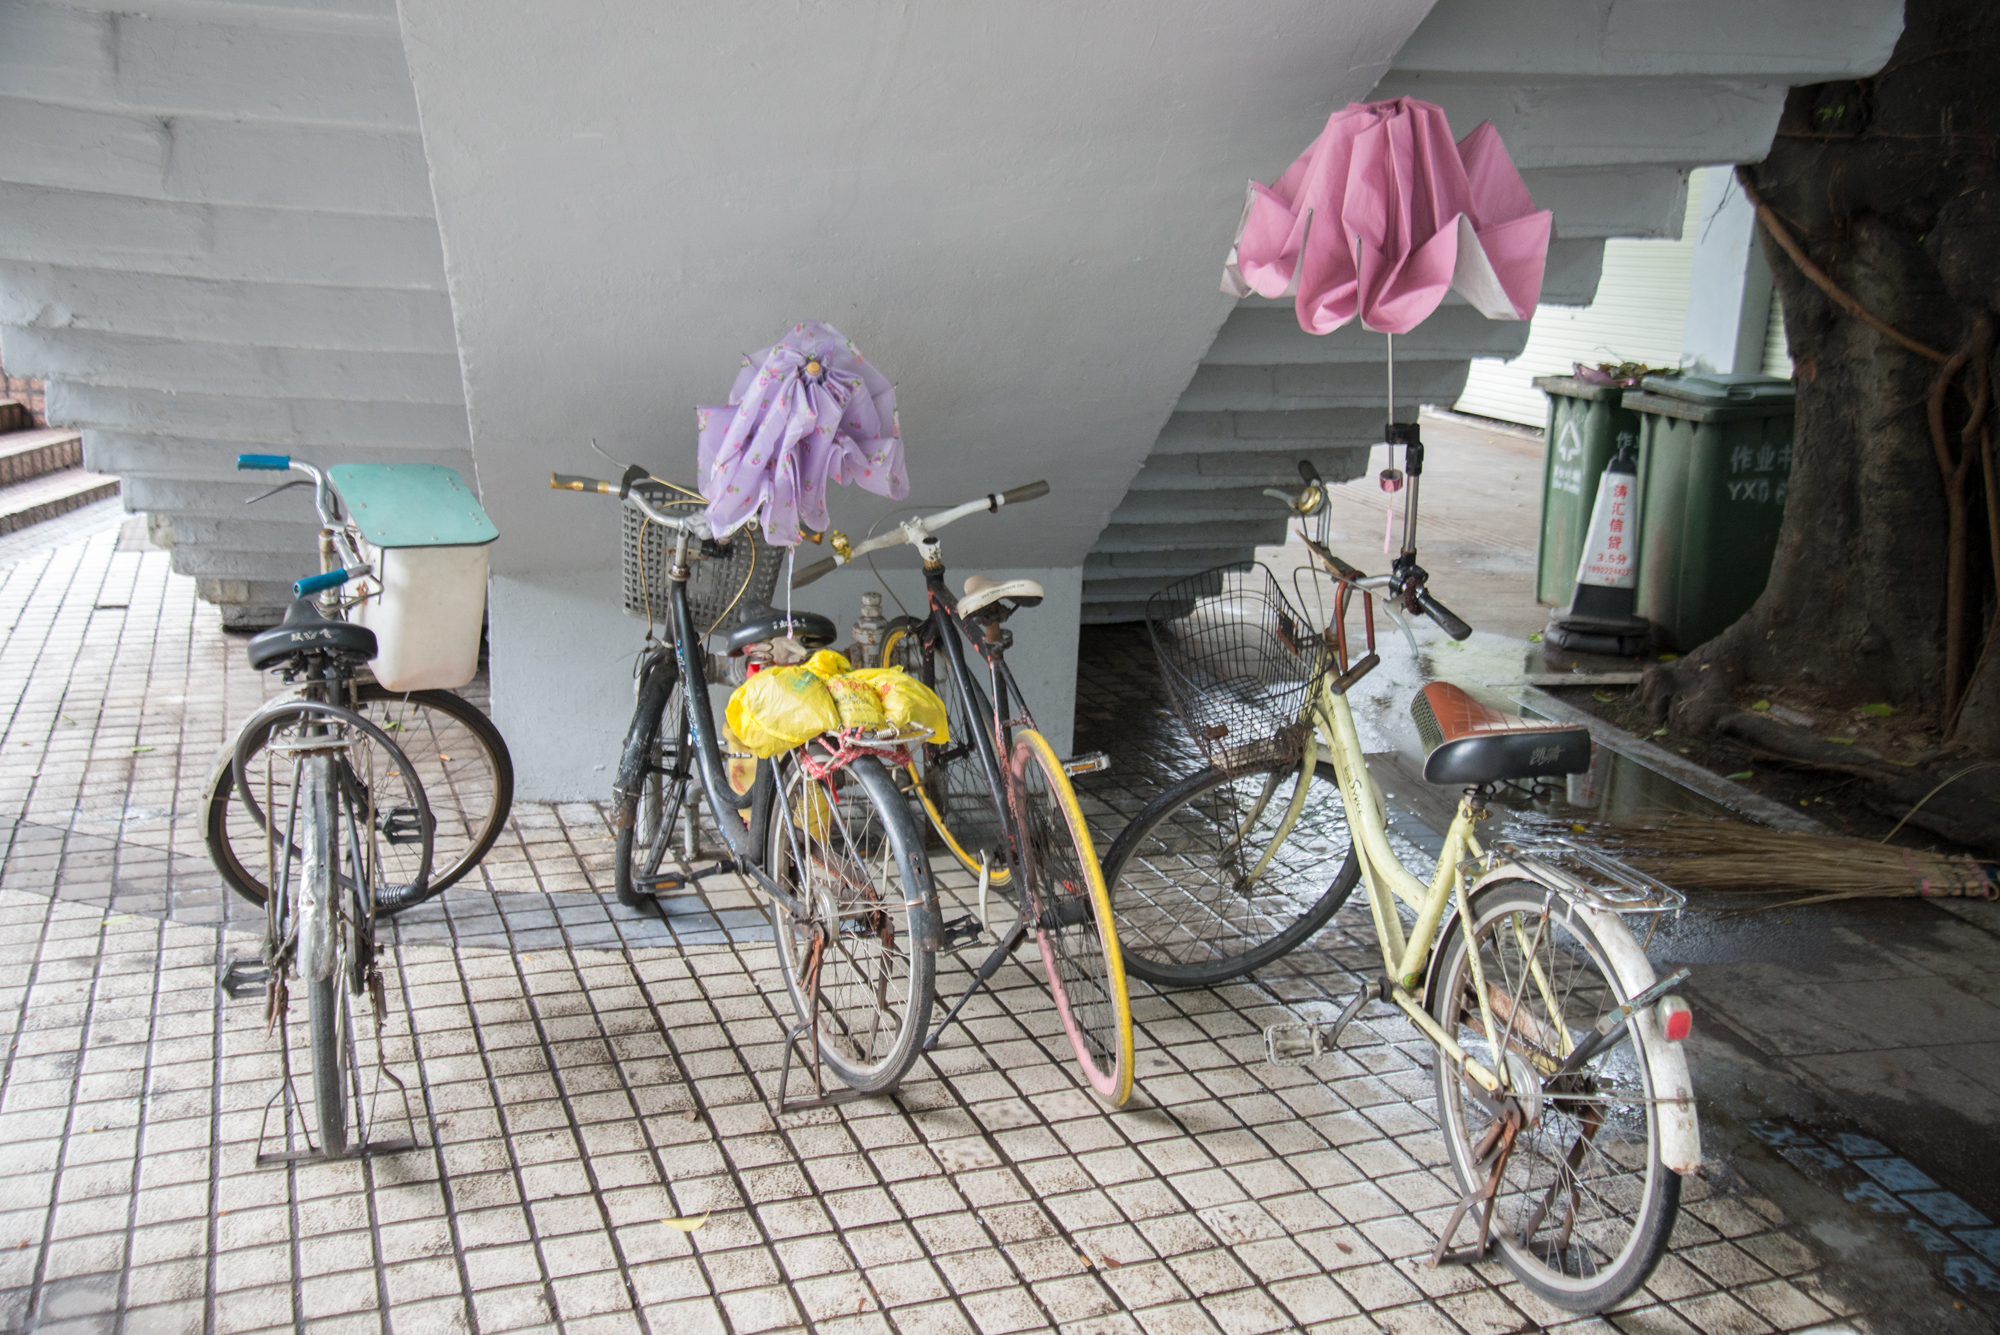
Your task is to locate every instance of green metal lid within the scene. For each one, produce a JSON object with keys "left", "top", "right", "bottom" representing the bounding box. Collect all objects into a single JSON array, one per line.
[
  {"left": 328, "top": 463, "right": 499, "bottom": 548},
  {"left": 1637, "top": 372, "right": 1795, "bottom": 405},
  {"left": 1532, "top": 375, "right": 1626, "bottom": 403}
]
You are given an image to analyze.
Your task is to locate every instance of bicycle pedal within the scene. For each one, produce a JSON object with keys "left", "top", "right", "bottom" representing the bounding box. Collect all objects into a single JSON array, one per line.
[
  {"left": 378, "top": 806, "right": 427, "bottom": 845},
  {"left": 1264, "top": 1021, "right": 1327, "bottom": 1067},
  {"left": 939, "top": 914, "right": 984, "bottom": 949},
  {"left": 1062, "top": 751, "right": 1110, "bottom": 777},
  {"left": 641, "top": 873, "right": 692, "bottom": 893},
  {"left": 219, "top": 957, "right": 269, "bottom": 999}
]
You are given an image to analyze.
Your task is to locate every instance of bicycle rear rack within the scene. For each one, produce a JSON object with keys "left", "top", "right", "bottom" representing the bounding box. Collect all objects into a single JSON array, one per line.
[{"left": 1488, "top": 838, "right": 1686, "bottom": 915}]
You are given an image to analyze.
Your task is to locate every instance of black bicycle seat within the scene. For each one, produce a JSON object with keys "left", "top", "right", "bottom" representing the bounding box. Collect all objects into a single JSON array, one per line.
[
  {"left": 247, "top": 597, "right": 379, "bottom": 671},
  {"left": 724, "top": 603, "right": 838, "bottom": 656}
]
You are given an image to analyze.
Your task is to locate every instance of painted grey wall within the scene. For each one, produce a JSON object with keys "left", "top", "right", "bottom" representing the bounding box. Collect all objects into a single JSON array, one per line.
[
  {"left": 396, "top": 0, "right": 1440, "bottom": 797},
  {"left": 1680, "top": 168, "right": 1774, "bottom": 377}
]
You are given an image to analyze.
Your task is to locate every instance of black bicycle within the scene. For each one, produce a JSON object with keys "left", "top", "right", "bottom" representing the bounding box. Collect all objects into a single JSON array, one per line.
[{"left": 555, "top": 468, "right": 942, "bottom": 1101}]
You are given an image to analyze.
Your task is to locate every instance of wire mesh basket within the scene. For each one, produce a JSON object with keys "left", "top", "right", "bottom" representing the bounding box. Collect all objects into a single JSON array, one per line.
[
  {"left": 1145, "top": 562, "right": 1329, "bottom": 773},
  {"left": 621, "top": 484, "right": 784, "bottom": 637}
]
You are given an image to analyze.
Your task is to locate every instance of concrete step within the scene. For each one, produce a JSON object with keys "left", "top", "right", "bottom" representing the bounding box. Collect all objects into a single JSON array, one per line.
[
  {"left": 0, "top": 466, "right": 120, "bottom": 537},
  {"left": 0, "top": 401, "right": 31, "bottom": 433},
  {"left": 0, "top": 428, "right": 84, "bottom": 486}
]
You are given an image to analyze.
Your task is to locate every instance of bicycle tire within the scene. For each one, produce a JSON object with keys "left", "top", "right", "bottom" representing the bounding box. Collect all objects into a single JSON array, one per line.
[
  {"left": 766, "top": 752, "right": 938, "bottom": 1095},
  {"left": 301, "top": 757, "right": 349, "bottom": 1157},
  {"left": 880, "top": 616, "right": 1011, "bottom": 886},
  {"left": 1429, "top": 879, "right": 1680, "bottom": 1313},
  {"left": 1013, "top": 728, "right": 1133, "bottom": 1107},
  {"left": 205, "top": 685, "right": 508, "bottom": 909},
  {"left": 613, "top": 654, "right": 692, "bottom": 907},
  {"left": 1099, "top": 757, "right": 1359, "bottom": 988}
]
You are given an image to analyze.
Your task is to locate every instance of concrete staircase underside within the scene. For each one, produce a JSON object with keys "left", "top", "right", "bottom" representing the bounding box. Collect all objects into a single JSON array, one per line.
[
  {"left": 1079, "top": 0, "right": 1904, "bottom": 623},
  {"left": 0, "top": 0, "right": 469, "bottom": 626}
]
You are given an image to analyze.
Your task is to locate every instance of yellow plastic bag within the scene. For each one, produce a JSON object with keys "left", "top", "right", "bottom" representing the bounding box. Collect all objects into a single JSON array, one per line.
[
  {"left": 826, "top": 675, "right": 888, "bottom": 730},
  {"left": 725, "top": 665, "right": 840, "bottom": 758},
  {"left": 846, "top": 667, "right": 951, "bottom": 743},
  {"left": 803, "top": 649, "right": 851, "bottom": 679}
]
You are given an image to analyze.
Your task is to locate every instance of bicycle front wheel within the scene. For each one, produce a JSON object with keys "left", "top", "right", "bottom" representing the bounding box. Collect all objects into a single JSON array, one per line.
[
  {"left": 614, "top": 655, "right": 691, "bottom": 906},
  {"left": 1429, "top": 879, "right": 1680, "bottom": 1313},
  {"left": 206, "top": 685, "right": 506, "bottom": 909},
  {"left": 1100, "top": 757, "right": 1358, "bottom": 988},
  {"left": 1013, "top": 729, "right": 1133, "bottom": 1107},
  {"left": 766, "top": 752, "right": 938, "bottom": 1095}
]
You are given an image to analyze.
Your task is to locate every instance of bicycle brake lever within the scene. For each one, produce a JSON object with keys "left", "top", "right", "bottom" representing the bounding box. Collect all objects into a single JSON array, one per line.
[{"left": 243, "top": 477, "right": 313, "bottom": 506}]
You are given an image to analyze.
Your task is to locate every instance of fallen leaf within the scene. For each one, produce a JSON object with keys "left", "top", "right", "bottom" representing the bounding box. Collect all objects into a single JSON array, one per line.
[
  {"left": 1570, "top": 823, "right": 1586, "bottom": 833},
  {"left": 1528, "top": 632, "right": 1543, "bottom": 643},
  {"left": 1860, "top": 703, "right": 1894, "bottom": 717},
  {"left": 1335, "top": 1241, "right": 1353, "bottom": 1254},
  {"left": 1592, "top": 690, "right": 1616, "bottom": 703},
  {"left": 1727, "top": 770, "right": 1754, "bottom": 780},
  {"left": 681, "top": 1109, "right": 700, "bottom": 1123},
  {"left": 1100, "top": 1255, "right": 1123, "bottom": 1270},
  {"left": 131, "top": 746, "right": 154, "bottom": 754},
  {"left": 1750, "top": 700, "right": 1771, "bottom": 712},
  {"left": 662, "top": 1212, "right": 709, "bottom": 1232},
  {"left": 1651, "top": 726, "right": 1669, "bottom": 738},
  {"left": 60, "top": 715, "right": 75, "bottom": 726},
  {"left": 1824, "top": 737, "right": 1856, "bottom": 745},
  {"left": 1658, "top": 653, "right": 1678, "bottom": 662}
]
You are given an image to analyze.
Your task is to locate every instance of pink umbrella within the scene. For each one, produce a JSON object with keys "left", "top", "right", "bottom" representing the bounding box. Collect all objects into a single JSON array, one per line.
[
  {"left": 698, "top": 321, "right": 908, "bottom": 546},
  {"left": 1222, "top": 97, "right": 1551, "bottom": 336}
]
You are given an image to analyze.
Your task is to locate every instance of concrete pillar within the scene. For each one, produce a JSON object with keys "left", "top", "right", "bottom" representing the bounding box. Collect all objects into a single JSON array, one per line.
[{"left": 1680, "top": 167, "right": 1775, "bottom": 376}]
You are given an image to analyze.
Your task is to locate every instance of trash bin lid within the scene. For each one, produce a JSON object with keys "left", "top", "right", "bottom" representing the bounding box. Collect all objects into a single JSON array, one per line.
[
  {"left": 1638, "top": 372, "right": 1794, "bottom": 405},
  {"left": 329, "top": 463, "right": 499, "bottom": 548},
  {"left": 1532, "top": 374, "right": 1626, "bottom": 403}
]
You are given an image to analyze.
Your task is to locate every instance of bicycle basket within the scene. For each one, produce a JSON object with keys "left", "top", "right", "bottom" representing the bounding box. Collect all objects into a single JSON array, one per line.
[
  {"left": 621, "top": 484, "right": 784, "bottom": 636},
  {"left": 1145, "top": 562, "right": 1328, "bottom": 773}
]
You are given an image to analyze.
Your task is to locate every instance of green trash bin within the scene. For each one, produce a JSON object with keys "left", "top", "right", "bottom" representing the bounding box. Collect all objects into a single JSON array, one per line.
[
  {"left": 1623, "top": 372, "right": 1796, "bottom": 651},
  {"left": 1533, "top": 376, "right": 1643, "bottom": 606}
]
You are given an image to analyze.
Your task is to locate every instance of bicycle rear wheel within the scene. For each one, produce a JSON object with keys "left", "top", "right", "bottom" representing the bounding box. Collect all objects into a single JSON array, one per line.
[
  {"left": 298, "top": 756, "right": 349, "bottom": 1156},
  {"left": 1429, "top": 879, "right": 1680, "bottom": 1312},
  {"left": 205, "top": 685, "right": 508, "bottom": 910},
  {"left": 614, "top": 654, "right": 692, "bottom": 906},
  {"left": 1013, "top": 728, "right": 1133, "bottom": 1107},
  {"left": 766, "top": 752, "right": 938, "bottom": 1095},
  {"left": 1099, "top": 756, "right": 1358, "bottom": 987},
  {"left": 881, "top": 617, "right": 1010, "bottom": 885}
]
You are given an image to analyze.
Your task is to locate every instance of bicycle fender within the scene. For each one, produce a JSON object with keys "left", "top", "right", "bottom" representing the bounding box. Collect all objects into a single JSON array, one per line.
[{"left": 1448, "top": 868, "right": 1702, "bottom": 1176}]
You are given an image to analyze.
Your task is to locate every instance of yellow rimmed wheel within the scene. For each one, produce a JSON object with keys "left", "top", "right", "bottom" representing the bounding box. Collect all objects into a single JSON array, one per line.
[{"left": 1011, "top": 727, "right": 1134, "bottom": 1108}]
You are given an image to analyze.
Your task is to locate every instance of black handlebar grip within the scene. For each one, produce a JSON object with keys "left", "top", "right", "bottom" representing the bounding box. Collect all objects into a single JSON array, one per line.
[
  {"left": 1298, "top": 459, "right": 1323, "bottom": 486},
  {"left": 791, "top": 556, "right": 839, "bottom": 588},
  {"left": 551, "top": 473, "right": 614, "bottom": 494},
  {"left": 1414, "top": 588, "right": 1473, "bottom": 641},
  {"left": 999, "top": 480, "right": 1051, "bottom": 507}
]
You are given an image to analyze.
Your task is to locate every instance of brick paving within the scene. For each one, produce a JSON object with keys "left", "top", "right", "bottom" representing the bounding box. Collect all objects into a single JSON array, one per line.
[{"left": 0, "top": 522, "right": 1891, "bottom": 1334}]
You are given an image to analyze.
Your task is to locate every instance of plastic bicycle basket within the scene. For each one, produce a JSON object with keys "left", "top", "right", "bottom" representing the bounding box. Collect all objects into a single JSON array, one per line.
[
  {"left": 329, "top": 463, "right": 498, "bottom": 693},
  {"left": 1145, "top": 562, "right": 1328, "bottom": 773},
  {"left": 621, "top": 484, "right": 784, "bottom": 637}
]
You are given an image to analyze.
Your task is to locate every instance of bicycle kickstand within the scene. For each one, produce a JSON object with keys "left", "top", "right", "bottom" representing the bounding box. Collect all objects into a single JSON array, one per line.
[
  {"left": 771, "top": 928, "right": 869, "bottom": 1117},
  {"left": 922, "top": 914, "right": 1030, "bottom": 1053},
  {"left": 1430, "top": 1103, "right": 1522, "bottom": 1267}
]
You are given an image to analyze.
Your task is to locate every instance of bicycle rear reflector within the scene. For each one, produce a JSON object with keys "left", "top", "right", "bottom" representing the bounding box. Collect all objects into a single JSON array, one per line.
[{"left": 1658, "top": 996, "right": 1692, "bottom": 1042}]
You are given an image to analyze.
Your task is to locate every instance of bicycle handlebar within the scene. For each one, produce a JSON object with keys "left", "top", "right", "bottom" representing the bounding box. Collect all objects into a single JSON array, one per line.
[
  {"left": 548, "top": 472, "right": 709, "bottom": 537},
  {"left": 790, "top": 481, "right": 1051, "bottom": 588},
  {"left": 1290, "top": 460, "right": 1473, "bottom": 640},
  {"left": 239, "top": 453, "right": 367, "bottom": 585}
]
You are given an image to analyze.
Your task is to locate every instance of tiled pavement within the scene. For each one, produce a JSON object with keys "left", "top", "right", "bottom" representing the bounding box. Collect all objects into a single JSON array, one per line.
[{"left": 0, "top": 519, "right": 1916, "bottom": 1334}]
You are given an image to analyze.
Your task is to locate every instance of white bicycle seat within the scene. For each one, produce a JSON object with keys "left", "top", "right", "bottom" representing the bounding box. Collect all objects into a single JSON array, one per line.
[{"left": 959, "top": 574, "right": 1044, "bottom": 617}]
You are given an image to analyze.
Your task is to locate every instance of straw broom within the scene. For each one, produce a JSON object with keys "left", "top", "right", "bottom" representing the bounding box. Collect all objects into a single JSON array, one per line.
[{"left": 1569, "top": 814, "right": 1998, "bottom": 909}]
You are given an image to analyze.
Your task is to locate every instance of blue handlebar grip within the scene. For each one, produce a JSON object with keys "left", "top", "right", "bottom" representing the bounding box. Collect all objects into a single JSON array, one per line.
[
  {"left": 294, "top": 569, "right": 355, "bottom": 597},
  {"left": 238, "top": 453, "right": 291, "bottom": 471}
]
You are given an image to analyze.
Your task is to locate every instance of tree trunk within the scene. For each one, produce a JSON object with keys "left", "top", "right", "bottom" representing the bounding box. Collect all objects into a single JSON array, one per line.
[{"left": 1644, "top": 0, "right": 2000, "bottom": 764}]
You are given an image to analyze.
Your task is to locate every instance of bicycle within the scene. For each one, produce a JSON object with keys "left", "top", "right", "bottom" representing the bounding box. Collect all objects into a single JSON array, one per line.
[
  {"left": 211, "top": 454, "right": 442, "bottom": 1158},
  {"left": 202, "top": 460, "right": 513, "bottom": 915},
  {"left": 554, "top": 469, "right": 942, "bottom": 1104},
  {"left": 792, "top": 482, "right": 1134, "bottom": 1108},
  {"left": 1111, "top": 447, "right": 1701, "bottom": 1310}
]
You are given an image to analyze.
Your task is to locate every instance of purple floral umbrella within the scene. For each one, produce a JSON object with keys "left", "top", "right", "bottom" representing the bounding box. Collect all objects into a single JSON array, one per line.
[{"left": 697, "top": 321, "right": 908, "bottom": 546}]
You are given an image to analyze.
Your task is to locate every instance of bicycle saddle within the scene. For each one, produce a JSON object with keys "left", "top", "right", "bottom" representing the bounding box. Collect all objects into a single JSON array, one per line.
[
  {"left": 723, "top": 601, "right": 838, "bottom": 656},
  {"left": 959, "top": 574, "right": 1043, "bottom": 619},
  {"left": 246, "top": 597, "right": 379, "bottom": 671},
  {"left": 1411, "top": 682, "right": 1592, "bottom": 785}
]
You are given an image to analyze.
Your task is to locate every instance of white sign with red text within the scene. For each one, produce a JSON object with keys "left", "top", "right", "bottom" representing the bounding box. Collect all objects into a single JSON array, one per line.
[{"left": 1576, "top": 473, "right": 1637, "bottom": 589}]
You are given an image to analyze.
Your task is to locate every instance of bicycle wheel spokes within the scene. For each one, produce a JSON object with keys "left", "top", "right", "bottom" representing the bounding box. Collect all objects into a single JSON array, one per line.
[
  {"left": 1104, "top": 758, "right": 1358, "bottom": 987},
  {"left": 768, "top": 755, "right": 933, "bottom": 1094},
  {"left": 357, "top": 687, "right": 512, "bottom": 893},
  {"left": 1013, "top": 730, "right": 1133, "bottom": 1107},
  {"left": 1432, "top": 883, "right": 1677, "bottom": 1312}
]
